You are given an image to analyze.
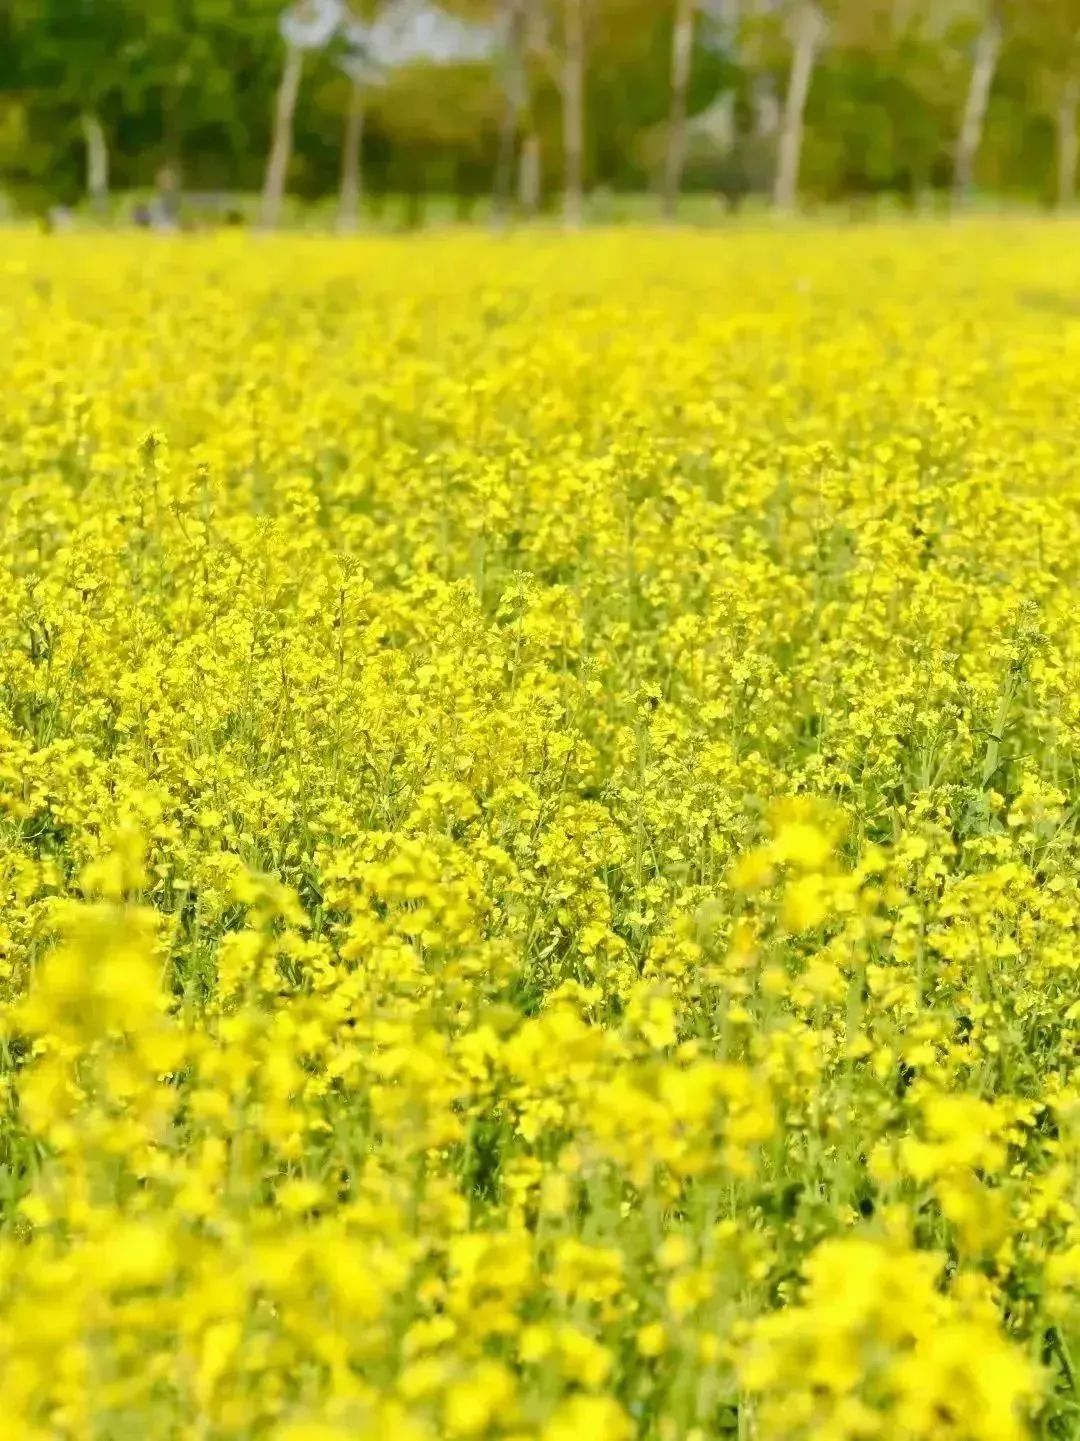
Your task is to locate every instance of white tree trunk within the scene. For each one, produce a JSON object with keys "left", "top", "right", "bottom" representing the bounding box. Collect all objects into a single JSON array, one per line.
[
  {"left": 80, "top": 111, "right": 109, "bottom": 213},
  {"left": 261, "top": 45, "right": 304, "bottom": 230},
  {"left": 339, "top": 79, "right": 365, "bottom": 232},
  {"left": 562, "top": 0, "right": 585, "bottom": 229},
  {"left": 663, "top": 0, "right": 696, "bottom": 219},
  {"left": 519, "top": 131, "right": 541, "bottom": 214},
  {"left": 1058, "top": 77, "right": 1079, "bottom": 210},
  {"left": 773, "top": 1, "right": 821, "bottom": 213},
  {"left": 954, "top": 16, "right": 1001, "bottom": 203},
  {"left": 494, "top": 0, "right": 527, "bottom": 224}
]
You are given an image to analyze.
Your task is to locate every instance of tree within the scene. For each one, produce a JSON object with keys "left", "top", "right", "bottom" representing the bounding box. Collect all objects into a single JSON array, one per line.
[
  {"left": 361, "top": 0, "right": 497, "bottom": 217},
  {"left": 262, "top": 0, "right": 344, "bottom": 228},
  {"left": 11, "top": 0, "right": 142, "bottom": 211},
  {"left": 953, "top": 1, "right": 1002, "bottom": 202},
  {"left": 773, "top": 0, "right": 824, "bottom": 211},
  {"left": 134, "top": 0, "right": 284, "bottom": 180},
  {"left": 336, "top": 7, "right": 385, "bottom": 230},
  {"left": 338, "top": 44, "right": 369, "bottom": 229},
  {"left": 493, "top": 0, "right": 528, "bottom": 223},
  {"left": 1012, "top": 0, "right": 1080, "bottom": 207},
  {"left": 770, "top": 0, "right": 945, "bottom": 211},
  {"left": 802, "top": 0, "right": 954, "bottom": 204},
  {"left": 663, "top": 0, "right": 695, "bottom": 217},
  {"left": 518, "top": 0, "right": 550, "bottom": 213},
  {"left": 562, "top": 0, "right": 586, "bottom": 225},
  {"left": 695, "top": 0, "right": 778, "bottom": 205},
  {"left": 342, "top": 0, "right": 497, "bottom": 222}
]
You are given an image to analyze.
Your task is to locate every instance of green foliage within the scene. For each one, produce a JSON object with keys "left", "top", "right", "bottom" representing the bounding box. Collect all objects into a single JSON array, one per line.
[{"left": 2, "top": 0, "right": 1079, "bottom": 208}]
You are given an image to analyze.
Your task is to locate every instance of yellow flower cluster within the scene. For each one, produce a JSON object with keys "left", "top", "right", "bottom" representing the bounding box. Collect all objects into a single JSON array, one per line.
[{"left": 0, "top": 222, "right": 1078, "bottom": 1438}]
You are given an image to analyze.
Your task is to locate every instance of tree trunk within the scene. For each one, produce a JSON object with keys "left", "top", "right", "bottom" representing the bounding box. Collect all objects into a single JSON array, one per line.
[
  {"left": 562, "top": 0, "right": 585, "bottom": 229},
  {"left": 261, "top": 45, "right": 304, "bottom": 231},
  {"left": 339, "top": 79, "right": 365, "bottom": 233},
  {"left": 662, "top": 0, "right": 695, "bottom": 220},
  {"left": 80, "top": 111, "right": 109, "bottom": 215},
  {"left": 1058, "top": 76, "right": 1079, "bottom": 211},
  {"left": 494, "top": 0, "right": 527, "bottom": 225},
  {"left": 773, "top": 1, "right": 821, "bottom": 213},
  {"left": 953, "top": 16, "right": 1001, "bottom": 204},
  {"left": 519, "top": 131, "right": 542, "bottom": 214}
]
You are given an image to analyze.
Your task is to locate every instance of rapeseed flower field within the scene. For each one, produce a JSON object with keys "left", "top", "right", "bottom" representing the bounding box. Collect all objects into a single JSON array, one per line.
[{"left": 2, "top": 222, "right": 1080, "bottom": 1440}]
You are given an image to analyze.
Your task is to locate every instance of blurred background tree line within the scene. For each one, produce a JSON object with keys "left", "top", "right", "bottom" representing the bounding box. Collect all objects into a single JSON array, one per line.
[{"left": 0, "top": 0, "right": 1078, "bottom": 226}]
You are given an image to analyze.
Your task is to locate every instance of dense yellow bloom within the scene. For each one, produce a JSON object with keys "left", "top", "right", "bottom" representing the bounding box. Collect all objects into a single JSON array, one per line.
[
  {"left": 0, "top": 222, "right": 1077, "bottom": 1437},
  {"left": 739, "top": 1236, "right": 1042, "bottom": 1440}
]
